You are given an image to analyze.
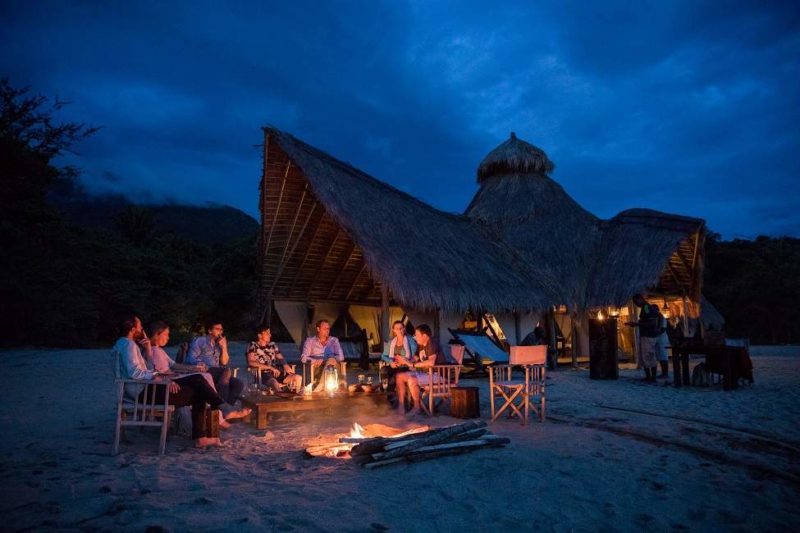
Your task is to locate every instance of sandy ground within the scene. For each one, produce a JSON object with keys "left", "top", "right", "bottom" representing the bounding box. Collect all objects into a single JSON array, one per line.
[{"left": 1, "top": 344, "right": 798, "bottom": 532}]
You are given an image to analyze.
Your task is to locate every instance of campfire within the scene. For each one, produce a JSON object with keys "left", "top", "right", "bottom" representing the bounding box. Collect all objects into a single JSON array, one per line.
[{"left": 305, "top": 420, "right": 509, "bottom": 468}]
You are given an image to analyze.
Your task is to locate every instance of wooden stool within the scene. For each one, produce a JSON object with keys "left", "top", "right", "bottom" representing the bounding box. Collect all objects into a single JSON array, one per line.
[
  {"left": 203, "top": 408, "right": 220, "bottom": 438},
  {"left": 450, "top": 387, "right": 480, "bottom": 418}
]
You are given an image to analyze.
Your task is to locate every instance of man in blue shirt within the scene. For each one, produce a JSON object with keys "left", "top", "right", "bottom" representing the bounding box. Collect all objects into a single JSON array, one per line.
[
  {"left": 300, "top": 320, "right": 344, "bottom": 391},
  {"left": 187, "top": 320, "right": 243, "bottom": 404}
]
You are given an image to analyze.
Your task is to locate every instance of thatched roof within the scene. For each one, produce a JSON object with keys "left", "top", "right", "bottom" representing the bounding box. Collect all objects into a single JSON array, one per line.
[
  {"left": 467, "top": 136, "right": 600, "bottom": 305},
  {"left": 477, "top": 132, "right": 554, "bottom": 183},
  {"left": 467, "top": 136, "right": 705, "bottom": 308},
  {"left": 258, "top": 128, "right": 706, "bottom": 317},
  {"left": 258, "top": 128, "right": 561, "bottom": 313},
  {"left": 586, "top": 209, "right": 705, "bottom": 306}
]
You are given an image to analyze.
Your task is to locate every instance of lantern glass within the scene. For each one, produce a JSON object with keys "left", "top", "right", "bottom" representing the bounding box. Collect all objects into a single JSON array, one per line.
[{"left": 324, "top": 365, "right": 339, "bottom": 396}]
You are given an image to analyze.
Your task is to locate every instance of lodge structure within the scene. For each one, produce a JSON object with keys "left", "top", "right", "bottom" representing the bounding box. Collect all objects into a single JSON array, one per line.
[{"left": 255, "top": 128, "right": 706, "bottom": 364}]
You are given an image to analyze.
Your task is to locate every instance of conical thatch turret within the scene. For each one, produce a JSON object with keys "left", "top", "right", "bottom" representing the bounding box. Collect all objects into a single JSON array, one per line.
[
  {"left": 467, "top": 133, "right": 601, "bottom": 305},
  {"left": 477, "top": 132, "right": 554, "bottom": 183}
]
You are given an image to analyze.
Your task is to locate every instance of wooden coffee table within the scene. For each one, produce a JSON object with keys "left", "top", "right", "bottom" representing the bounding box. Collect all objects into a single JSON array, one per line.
[{"left": 241, "top": 391, "right": 387, "bottom": 429}]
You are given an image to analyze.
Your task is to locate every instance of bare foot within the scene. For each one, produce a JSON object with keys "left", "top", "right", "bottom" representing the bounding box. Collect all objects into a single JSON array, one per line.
[
  {"left": 224, "top": 407, "right": 252, "bottom": 421},
  {"left": 218, "top": 411, "right": 231, "bottom": 429},
  {"left": 195, "top": 437, "right": 222, "bottom": 448}
]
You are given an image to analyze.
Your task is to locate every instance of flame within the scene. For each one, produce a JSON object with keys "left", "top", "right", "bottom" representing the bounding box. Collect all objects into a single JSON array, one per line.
[
  {"left": 597, "top": 310, "right": 605, "bottom": 320},
  {"left": 350, "top": 422, "right": 365, "bottom": 439}
]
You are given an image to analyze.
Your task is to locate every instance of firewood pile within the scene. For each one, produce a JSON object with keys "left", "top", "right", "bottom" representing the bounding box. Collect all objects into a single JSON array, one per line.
[{"left": 346, "top": 420, "right": 509, "bottom": 469}]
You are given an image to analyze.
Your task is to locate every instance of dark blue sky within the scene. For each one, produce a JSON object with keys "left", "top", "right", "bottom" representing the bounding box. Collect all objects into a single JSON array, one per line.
[{"left": 3, "top": 1, "right": 798, "bottom": 238}]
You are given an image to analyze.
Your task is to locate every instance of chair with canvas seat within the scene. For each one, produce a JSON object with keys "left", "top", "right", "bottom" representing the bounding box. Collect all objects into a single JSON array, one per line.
[
  {"left": 420, "top": 345, "right": 465, "bottom": 415},
  {"left": 112, "top": 378, "right": 175, "bottom": 455},
  {"left": 489, "top": 345, "right": 547, "bottom": 425}
]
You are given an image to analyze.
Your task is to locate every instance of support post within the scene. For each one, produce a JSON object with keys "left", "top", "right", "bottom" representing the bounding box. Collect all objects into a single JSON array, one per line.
[
  {"left": 547, "top": 307, "right": 558, "bottom": 370},
  {"left": 513, "top": 310, "right": 521, "bottom": 346},
  {"left": 301, "top": 302, "right": 310, "bottom": 347},
  {"left": 434, "top": 308, "right": 441, "bottom": 346},
  {"left": 682, "top": 295, "right": 690, "bottom": 337},
  {"left": 380, "top": 284, "right": 390, "bottom": 346}
]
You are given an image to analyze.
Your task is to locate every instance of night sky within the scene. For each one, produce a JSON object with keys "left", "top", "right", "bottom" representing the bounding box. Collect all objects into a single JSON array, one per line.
[{"left": 3, "top": 1, "right": 798, "bottom": 238}]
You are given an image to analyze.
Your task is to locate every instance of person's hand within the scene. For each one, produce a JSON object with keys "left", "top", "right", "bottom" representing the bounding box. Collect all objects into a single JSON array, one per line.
[
  {"left": 325, "top": 358, "right": 337, "bottom": 367},
  {"left": 218, "top": 336, "right": 228, "bottom": 349},
  {"left": 270, "top": 367, "right": 281, "bottom": 376},
  {"left": 168, "top": 381, "right": 181, "bottom": 394},
  {"left": 195, "top": 363, "right": 207, "bottom": 372}
]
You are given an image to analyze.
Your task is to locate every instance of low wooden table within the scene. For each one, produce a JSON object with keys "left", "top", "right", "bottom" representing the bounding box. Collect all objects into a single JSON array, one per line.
[{"left": 241, "top": 391, "right": 387, "bottom": 429}]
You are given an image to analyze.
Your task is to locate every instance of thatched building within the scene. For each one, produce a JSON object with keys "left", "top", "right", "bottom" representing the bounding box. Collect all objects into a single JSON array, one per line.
[{"left": 256, "top": 128, "right": 706, "bottom": 357}]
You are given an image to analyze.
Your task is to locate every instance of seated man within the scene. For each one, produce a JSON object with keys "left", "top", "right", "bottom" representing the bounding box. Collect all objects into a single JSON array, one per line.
[
  {"left": 300, "top": 319, "right": 344, "bottom": 391},
  {"left": 246, "top": 324, "right": 302, "bottom": 393},
  {"left": 186, "top": 320, "right": 244, "bottom": 404},
  {"left": 395, "top": 324, "right": 448, "bottom": 415},
  {"left": 112, "top": 314, "right": 249, "bottom": 448}
]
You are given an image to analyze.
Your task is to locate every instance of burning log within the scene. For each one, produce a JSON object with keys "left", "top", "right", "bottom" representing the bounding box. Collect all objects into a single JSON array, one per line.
[
  {"left": 350, "top": 420, "right": 510, "bottom": 468},
  {"left": 304, "top": 420, "right": 510, "bottom": 466},
  {"left": 364, "top": 437, "right": 511, "bottom": 469}
]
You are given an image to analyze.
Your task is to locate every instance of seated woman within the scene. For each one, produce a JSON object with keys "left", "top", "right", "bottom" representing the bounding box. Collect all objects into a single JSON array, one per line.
[
  {"left": 395, "top": 324, "right": 447, "bottom": 415},
  {"left": 246, "top": 325, "right": 303, "bottom": 393},
  {"left": 112, "top": 314, "right": 249, "bottom": 448},
  {"left": 147, "top": 320, "right": 236, "bottom": 429},
  {"left": 380, "top": 320, "right": 417, "bottom": 408}
]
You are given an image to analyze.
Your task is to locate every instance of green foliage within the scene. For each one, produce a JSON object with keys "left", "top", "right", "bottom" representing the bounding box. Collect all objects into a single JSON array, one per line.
[
  {"left": 704, "top": 235, "right": 800, "bottom": 344},
  {"left": 0, "top": 79, "right": 258, "bottom": 347}
]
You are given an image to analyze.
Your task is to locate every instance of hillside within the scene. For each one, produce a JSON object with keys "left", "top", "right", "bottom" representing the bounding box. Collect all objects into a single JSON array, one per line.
[{"left": 54, "top": 193, "right": 259, "bottom": 245}]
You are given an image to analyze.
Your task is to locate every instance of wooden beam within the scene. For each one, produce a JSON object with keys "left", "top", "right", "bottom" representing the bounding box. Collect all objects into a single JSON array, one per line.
[
  {"left": 287, "top": 210, "right": 328, "bottom": 294},
  {"left": 326, "top": 242, "right": 357, "bottom": 299},
  {"left": 344, "top": 261, "right": 368, "bottom": 302},
  {"left": 306, "top": 229, "right": 343, "bottom": 300},
  {"left": 267, "top": 202, "right": 318, "bottom": 297},
  {"left": 262, "top": 160, "right": 291, "bottom": 262},
  {"left": 666, "top": 263, "right": 685, "bottom": 291},
  {"left": 277, "top": 183, "right": 308, "bottom": 270}
]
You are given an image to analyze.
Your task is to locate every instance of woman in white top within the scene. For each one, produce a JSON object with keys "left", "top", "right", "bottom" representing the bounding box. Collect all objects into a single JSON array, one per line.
[{"left": 147, "top": 321, "right": 237, "bottom": 429}]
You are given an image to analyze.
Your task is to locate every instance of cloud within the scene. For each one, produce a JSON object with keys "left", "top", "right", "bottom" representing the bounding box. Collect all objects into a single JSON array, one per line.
[{"left": 2, "top": 0, "right": 797, "bottom": 238}]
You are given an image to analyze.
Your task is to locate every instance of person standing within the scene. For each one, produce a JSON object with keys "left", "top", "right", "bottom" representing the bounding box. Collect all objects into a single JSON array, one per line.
[
  {"left": 629, "top": 294, "right": 661, "bottom": 382},
  {"left": 186, "top": 320, "right": 244, "bottom": 404}
]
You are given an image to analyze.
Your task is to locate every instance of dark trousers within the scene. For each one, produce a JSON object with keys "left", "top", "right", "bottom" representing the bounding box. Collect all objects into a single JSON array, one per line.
[
  {"left": 207, "top": 366, "right": 243, "bottom": 404},
  {"left": 138, "top": 374, "right": 224, "bottom": 440}
]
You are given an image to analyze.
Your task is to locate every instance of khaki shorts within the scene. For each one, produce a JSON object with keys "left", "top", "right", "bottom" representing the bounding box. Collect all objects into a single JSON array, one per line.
[{"left": 639, "top": 336, "right": 658, "bottom": 367}]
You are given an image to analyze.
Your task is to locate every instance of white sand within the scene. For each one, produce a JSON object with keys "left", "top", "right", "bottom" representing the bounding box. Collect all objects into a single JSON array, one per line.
[{"left": 1, "top": 344, "right": 798, "bottom": 531}]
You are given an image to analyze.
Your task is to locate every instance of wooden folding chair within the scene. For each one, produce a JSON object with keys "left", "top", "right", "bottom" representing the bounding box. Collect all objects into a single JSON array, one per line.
[
  {"left": 489, "top": 346, "right": 547, "bottom": 425},
  {"left": 419, "top": 345, "right": 465, "bottom": 415},
  {"left": 112, "top": 378, "right": 175, "bottom": 455}
]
